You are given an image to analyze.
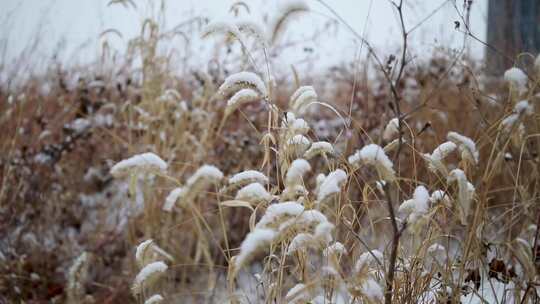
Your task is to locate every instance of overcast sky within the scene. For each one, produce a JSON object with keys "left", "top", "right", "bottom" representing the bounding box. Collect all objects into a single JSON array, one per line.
[{"left": 0, "top": 0, "right": 488, "bottom": 73}]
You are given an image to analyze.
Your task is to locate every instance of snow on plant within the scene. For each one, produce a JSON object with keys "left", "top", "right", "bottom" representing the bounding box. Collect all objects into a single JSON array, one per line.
[
  {"left": 504, "top": 67, "right": 528, "bottom": 95},
  {"left": 218, "top": 71, "right": 268, "bottom": 98},
  {"left": 228, "top": 170, "right": 269, "bottom": 187},
  {"left": 285, "top": 283, "right": 312, "bottom": 303},
  {"left": 286, "top": 134, "right": 311, "bottom": 156},
  {"left": 255, "top": 201, "right": 305, "bottom": 229},
  {"left": 316, "top": 169, "right": 347, "bottom": 203},
  {"left": 348, "top": 144, "right": 396, "bottom": 181},
  {"left": 144, "top": 294, "right": 164, "bottom": 304},
  {"left": 398, "top": 185, "right": 430, "bottom": 225},
  {"left": 429, "top": 190, "right": 450, "bottom": 206},
  {"left": 132, "top": 261, "right": 168, "bottom": 295},
  {"left": 285, "top": 158, "right": 311, "bottom": 186},
  {"left": 269, "top": 0, "right": 310, "bottom": 44},
  {"left": 354, "top": 249, "right": 384, "bottom": 273},
  {"left": 233, "top": 228, "right": 276, "bottom": 271},
  {"left": 235, "top": 182, "right": 272, "bottom": 203},
  {"left": 225, "top": 88, "right": 261, "bottom": 117},
  {"left": 383, "top": 117, "right": 399, "bottom": 141},
  {"left": 289, "top": 85, "right": 317, "bottom": 114},
  {"left": 283, "top": 112, "right": 310, "bottom": 135},
  {"left": 67, "top": 251, "right": 90, "bottom": 302},
  {"left": 162, "top": 165, "right": 223, "bottom": 211},
  {"left": 304, "top": 141, "right": 334, "bottom": 159},
  {"left": 110, "top": 152, "right": 167, "bottom": 178},
  {"left": 447, "top": 131, "right": 479, "bottom": 165},
  {"left": 322, "top": 241, "right": 347, "bottom": 257},
  {"left": 135, "top": 239, "right": 174, "bottom": 268},
  {"left": 500, "top": 99, "right": 533, "bottom": 133},
  {"left": 286, "top": 233, "right": 315, "bottom": 254},
  {"left": 447, "top": 169, "right": 475, "bottom": 225},
  {"left": 421, "top": 141, "right": 457, "bottom": 174}
]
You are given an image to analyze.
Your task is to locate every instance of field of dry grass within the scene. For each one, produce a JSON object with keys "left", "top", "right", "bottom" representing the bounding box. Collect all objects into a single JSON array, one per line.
[{"left": 1, "top": 1, "right": 539, "bottom": 303}]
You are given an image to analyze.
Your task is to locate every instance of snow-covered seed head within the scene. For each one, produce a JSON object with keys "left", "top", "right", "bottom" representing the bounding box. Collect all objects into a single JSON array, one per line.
[
  {"left": 322, "top": 242, "right": 347, "bottom": 257},
  {"left": 314, "top": 221, "right": 335, "bottom": 245},
  {"left": 285, "top": 283, "right": 312, "bottom": 304},
  {"left": 235, "top": 182, "right": 273, "bottom": 203},
  {"left": 317, "top": 169, "right": 347, "bottom": 203},
  {"left": 67, "top": 251, "right": 90, "bottom": 302},
  {"left": 354, "top": 250, "right": 384, "bottom": 273},
  {"left": 286, "top": 135, "right": 311, "bottom": 156},
  {"left": 286, "top": 233, "right": 315, "bottom": 254},
  {"left": 234, "top": 228, "right": 276, "bottom": 271},
  {"left": 429, "top": 190, "right": 450, "bottom": 206},
  {"left": 285, "top": 159, "right": 311, "bottom": 187},
  {"left": 218, "top": 71, "right": 268, "bottom": 98},
  {"left": 202, "top": 21, "right": 243, "bottom": 41},
  {"left": 447, "top": 169, "right": 475, "bottom": 225},
  {"left": 422, "top": 141, "right": 457, "bottom": 174},
  {"left": 162, "top": 187, "right": 186, "bottom": 212},
  {"left": 348, "top": 144, "right": 395, "bottom": 181},
  {"left": 186, "top": 165, "right": 224, "bottom": 187},
  {"left": 229, "top": 170, "right": 269, "bottom": 188},
  {"left": 504, "top": 67, "right": 528, "bottom": 95},
  {"left": 225, "top": 88, "right": 261, "bottom": 116},
  {"left": 135, "top": 239, "right": 155, "bottom": 268},
  {"left": 383, "top": 118, "right": 399, "bottom": 141},
  {"left": 144, "top": 294, "right": 164, "bottom": 304},
  {"left": 270, "top": 0, "right": 310, "bottom": 44},
  {"left": 255, "top": 201, "right": 305, "bottom": 229},
  {"left": 110, "top": 152, "right": 167, "bottom": 178},
  {"left": 283, "top": 112, "right": 310, "bottom": 135},
  {"left": 398, "top": 185, "right": 430, "bottom": 224},
  {"left": 289, "top": 85, "right": 317, "bottom": 114},
  {"left": 359, "top": 277, "right": 384, "bottom": 303},
  {"left": 236, "top": 19, "right": 267, "bottom": 45},
  {"left": 447, "top": 131, "right": 479, "bottom": 165},
  {"left": 132, "top": 261, "right": 168, "bottom": 296},
  {"left": 304, "top": 141, "right": 334, "bottom": 159}
]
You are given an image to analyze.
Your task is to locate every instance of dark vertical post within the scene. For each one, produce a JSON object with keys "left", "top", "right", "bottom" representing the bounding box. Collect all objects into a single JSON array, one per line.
[{"left": 486, "top": 0, "right": 540, "bottom": 75}]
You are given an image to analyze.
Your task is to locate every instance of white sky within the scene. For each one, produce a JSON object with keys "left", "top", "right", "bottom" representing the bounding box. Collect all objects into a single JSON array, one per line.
[{"left": 0, "top": 0, "right": 489, "bottom": 73}]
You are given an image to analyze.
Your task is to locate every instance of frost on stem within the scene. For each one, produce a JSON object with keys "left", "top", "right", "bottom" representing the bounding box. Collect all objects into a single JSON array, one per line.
[
  {"left": 447, "top": 131, "right": 479, "bottom": 165},
  {"left": 348, "top": 144, "right": 395, "bottom": 181},
  {"left": 229, "top": 170, "right": 269, "bottom": 187},
  {"left": 316, "top": 169, "right": 347, "bottom": 203},
  {"left": 504, "top": 67, "right": 528, "bottom": 95},
  {"left": 235, "top": 182, "right": 272, "bottom": 203},
  {"left": 285, "top": 158, "right": 311, "bottom": 187},
  {"left": 422, "top": 141, "right": 457, "bottom": 174},
  {"left": 132, "top": 261, "right": 168, "bottom": 296},
  {"left": 447, "top": 169, "right": 475, "bottom": 225},
  {"left": 304, "top": 141, "right": 334, "bottom": 159},
  {"left": 110, "top": 152, "right": 167, "bottom": 178},
  {"left": 218, "top": 71, "right": 268, "bottom": 98},
  {"left": 289, "top": 85, "right": 317, "bottom": 114},
  {"left": 67, "top": 251, "right": 90, "bottom": 302}
]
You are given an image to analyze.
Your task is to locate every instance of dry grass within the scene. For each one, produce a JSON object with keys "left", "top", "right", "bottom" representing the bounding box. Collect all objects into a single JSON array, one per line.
[{"left": 1, "top": 1, "right": 539, "bottom": 303}]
